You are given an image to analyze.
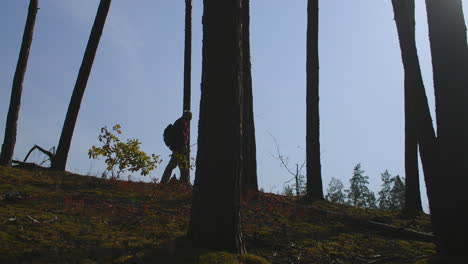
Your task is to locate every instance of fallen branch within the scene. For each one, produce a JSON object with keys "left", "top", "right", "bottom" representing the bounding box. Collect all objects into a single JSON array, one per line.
[
  {"left": 269, "top": 197, "right": 436, "bottom": 243},
  {"left": 26, "top": 215, "right": 40, "bottom": 224},
  {"left": 12, "top": 144, "right": 56, "bottom": 170},
  {"left": 305, "top": 205, "right": 436, "bottom": 243},
  {"left": 12, "top": 160, "right": 47, "bottom": 170},
  {"left": 23, "top": 144, "right": 55, "bottom": 164},
  {"left": 43, "top": 216, "right": 58, "bottom": 224}
]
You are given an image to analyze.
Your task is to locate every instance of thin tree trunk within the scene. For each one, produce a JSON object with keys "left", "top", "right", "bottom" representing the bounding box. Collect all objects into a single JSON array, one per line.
[
  {"left": 391, "top": 0, "right": 440, "bottom": 252},
  {"left": 180, "top": 0, "right": 192, "bottom": 184},
  {"left": 306, "top": 0, "right": 323, "bottom": 199},
  {"left": 52, "top": 0, "right": 112, "bottom": 171},
  {"left": 0, "top": 0, "right": 38, "bottom": 166},
  {"left": 241, "top": 0, "right": 258, "bottom": 198},
  {"left": 188, "top": 0, "right": 246, "bottom": 253},
  {"left": 424, "top": 0, "right": 468, "bottom": 255},
  {"left": 391, "top": 0, "right": 423, "bottom": 213},
  {"left": 295, "top": 164, "right": 300, "bottom": 196},
  {"left": 392, "top": 0, "right": 440, "bottom": 252}
]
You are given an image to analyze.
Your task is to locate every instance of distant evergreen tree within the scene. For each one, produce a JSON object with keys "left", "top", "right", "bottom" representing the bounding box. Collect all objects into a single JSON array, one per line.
[
  {"left": 365, "top": 193, "right": 377, "bottom": 209},
  {"left": 345, "top": 164, "right": 376, "bottom": 209},
  {"left": 283, "top": 184, "right": 294, "bottom": 197},
  {"left": 378, "top": 170, "right": 406, "bottom": 210},
  {"left": 389, "top": 175, "right": 405, "bottom": 210},
  {"left": 378, "top": 170, "right": 393, "bottom": 209},
  {"left": 325, "top": 177, "right": 346, "bottom": 204}
]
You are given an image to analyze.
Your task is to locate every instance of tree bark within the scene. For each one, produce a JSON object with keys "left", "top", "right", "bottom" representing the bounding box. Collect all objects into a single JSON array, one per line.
[
  {"left": 187, "top": 0, "right": 246, "bottom": 254},
  {"left": 52, "top": 0, "right": 112, "bottom": 171},
  {"left": 424, "top": 0, "right": 468, "bottom": 255},
  {"left": 391, "top": 0, "right": 441, "bottom": 252},
  {"left": 241, "top": 0, "right": 258, "bottom": 198},
  {"left": 390, "top": 0, "right": 423, "bottom": 213},
  {"left": 306, "top": 0, "right": 323, "bottom": 199},
  {"left": 0, "top": 0, "right": 38, "bottom": 166},
  {"left": 180, "top": 0, "right": 192, "bottom": 184}
]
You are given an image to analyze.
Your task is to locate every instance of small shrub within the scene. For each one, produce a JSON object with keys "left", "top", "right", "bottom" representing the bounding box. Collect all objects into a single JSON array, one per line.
[{"left": 88, "top": 124, "right": 161, "bottom": 179}]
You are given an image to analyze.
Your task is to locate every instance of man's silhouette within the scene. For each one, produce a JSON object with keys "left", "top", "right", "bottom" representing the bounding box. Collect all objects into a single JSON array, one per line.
[{"left": 160, "top": 111, "right": 191, "bottom": 184}]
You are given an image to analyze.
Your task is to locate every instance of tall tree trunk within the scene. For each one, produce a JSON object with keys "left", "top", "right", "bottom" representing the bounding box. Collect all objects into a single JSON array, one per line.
[
  {"left": 391, "top": 0, "right": 440, "bottom": 252},
  {"left": 391, "top": 0, "right": 422, "bottom": 213},
  {"left": 180, "top": 0, "right": 192, "bottom": 184},
  {"left": 0, "top": 0, "right": 38, "bottom": 166},
  {"left": 306, "top": 0, "right": 323, "bottom": 199},
  {"left": 241, "top": 0, "right": 258, "bottom": 198},
  {"left": 424, "top": 0, "right": 468, "bottom": 255},
  {"left": 187, "top": 0, "right": 246, "bottom": 253},
  {"left": 52, "top": 0, "right": 112, "bottom": 171}
]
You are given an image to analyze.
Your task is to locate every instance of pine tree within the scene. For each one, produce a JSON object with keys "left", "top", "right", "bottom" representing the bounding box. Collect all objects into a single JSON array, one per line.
[
  {"left": 325, "top": 177, "right": 346, "bottom": 204},
  {"left": 378, "top": 170, "right": 393, "bottom": 210},
  {"left": 389, "top": 175, "right": 405, "bottom": 210},
  {"left": 305, "top": 0, "right": 323, "bottom": 200},
  {"left": 0, "top": 0, "right": 38, "bottom": 166},
  {"left": 240, "top": 0, "right": 258, "bottom": 197},
  {"left": 187, "top": 0, "right": 245, "bottom": 253},
  {"left": 345, "top": 163, "right": 376, "bottom": 209},
  {"left": 424, "top": 0, "right": 468, "bottom": 254},
  {"left": 391, "top": 0, "right": 423, "bottom": 213},
  {"left": 179, "top": 0, "right": 192, "bottom": 184},
  {"left": 52, "top": 0, "right": 112, "bottom": 171}
]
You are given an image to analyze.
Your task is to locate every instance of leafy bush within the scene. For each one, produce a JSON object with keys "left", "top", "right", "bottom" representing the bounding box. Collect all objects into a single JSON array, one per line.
[{"left": 88, "top": 124, "right": 161, "bottom": 179}]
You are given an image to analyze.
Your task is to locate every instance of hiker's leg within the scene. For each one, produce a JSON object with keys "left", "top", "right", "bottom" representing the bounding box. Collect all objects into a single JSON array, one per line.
[
  {"left": 161, "top": 153, "right": 178, "bottom": 184},
  {"left": 179, "top": 164, "right": 190, "bottom": 184},
  {"left": 179, "top": 148, "right": 190, "bottom": 184}
]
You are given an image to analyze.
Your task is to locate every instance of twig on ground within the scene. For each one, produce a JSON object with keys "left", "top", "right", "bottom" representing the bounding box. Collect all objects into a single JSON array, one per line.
[
  {"left": 43, "top": 216, "right": 58, "bottom": 224},
  {"left": 26, "top": 215, "right": 40, "bottom": 224}
]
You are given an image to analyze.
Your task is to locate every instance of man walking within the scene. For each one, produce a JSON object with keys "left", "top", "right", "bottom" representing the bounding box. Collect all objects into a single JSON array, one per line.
[{"left": 161, "top": 110, "right": 192, "bottom": 184}]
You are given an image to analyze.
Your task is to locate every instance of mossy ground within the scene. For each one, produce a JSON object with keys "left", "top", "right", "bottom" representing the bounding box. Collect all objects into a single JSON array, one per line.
[{"left": 0, "top": 166, "right": 436, "bottom": 263}]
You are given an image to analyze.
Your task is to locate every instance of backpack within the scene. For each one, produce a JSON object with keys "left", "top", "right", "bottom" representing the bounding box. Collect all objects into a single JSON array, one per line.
[{"left": 163, "top": 124, "right": 176, "bottom": 150}]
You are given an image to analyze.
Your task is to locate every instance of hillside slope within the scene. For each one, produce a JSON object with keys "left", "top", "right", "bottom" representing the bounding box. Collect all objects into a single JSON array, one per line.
[{"left": 0, "top": 166, "right": 435, "bottom": 263}]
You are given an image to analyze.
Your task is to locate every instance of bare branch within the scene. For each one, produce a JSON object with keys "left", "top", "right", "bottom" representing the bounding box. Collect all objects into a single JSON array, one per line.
[
  {"left": 23, "top": 144, "right": 55, "bottom": 165},
  {"left": 27, "top": 215, "right": 40, "bottom": 224},
  {"left": 268, "top": 132, "right": 296, "bottom": 176},
  {"left": 44, "top": 216, "right": 58, "bottom": 224}
]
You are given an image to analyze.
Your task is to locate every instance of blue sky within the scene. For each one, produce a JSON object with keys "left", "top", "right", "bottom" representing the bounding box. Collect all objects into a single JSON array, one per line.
[{"left": 1, "top": 1, "right": 467, "bottom": 211}]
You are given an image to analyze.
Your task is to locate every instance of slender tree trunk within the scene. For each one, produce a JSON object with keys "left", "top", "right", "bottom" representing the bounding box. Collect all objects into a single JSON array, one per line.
[
  {"left": 187, "top": 0, "right": 246, "bottom": 253},
  {"left": 391, "top": 0, "right": 440, "bottom": 252},
  {"left": 391, "top": 0, "right": 423, "bottom": 213},
  {"left": 52, "top": 0, "right": 112, "bottom": 171},
  {"left": 295, "top": 164, "right": 300, "bottom": 196},
  {"left": 180, "top": 0, "right": 192, "bottom": 184},
  {"left": 424, "top": 0, "right": 468, "bottom": 255},
  {"left": 306, "top": 0, "right": 323, "bottom": 199},
  {"left": 0, "top": 0, "right": 38, "bottom": 166},
  {"left": 241, "top": 0, "right": 258, "bottom": 198}
]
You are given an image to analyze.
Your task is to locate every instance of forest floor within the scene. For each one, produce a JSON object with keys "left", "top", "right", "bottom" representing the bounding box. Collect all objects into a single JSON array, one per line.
[{"left": 0, "top": 166, "right": 437, "bottom": 264}]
